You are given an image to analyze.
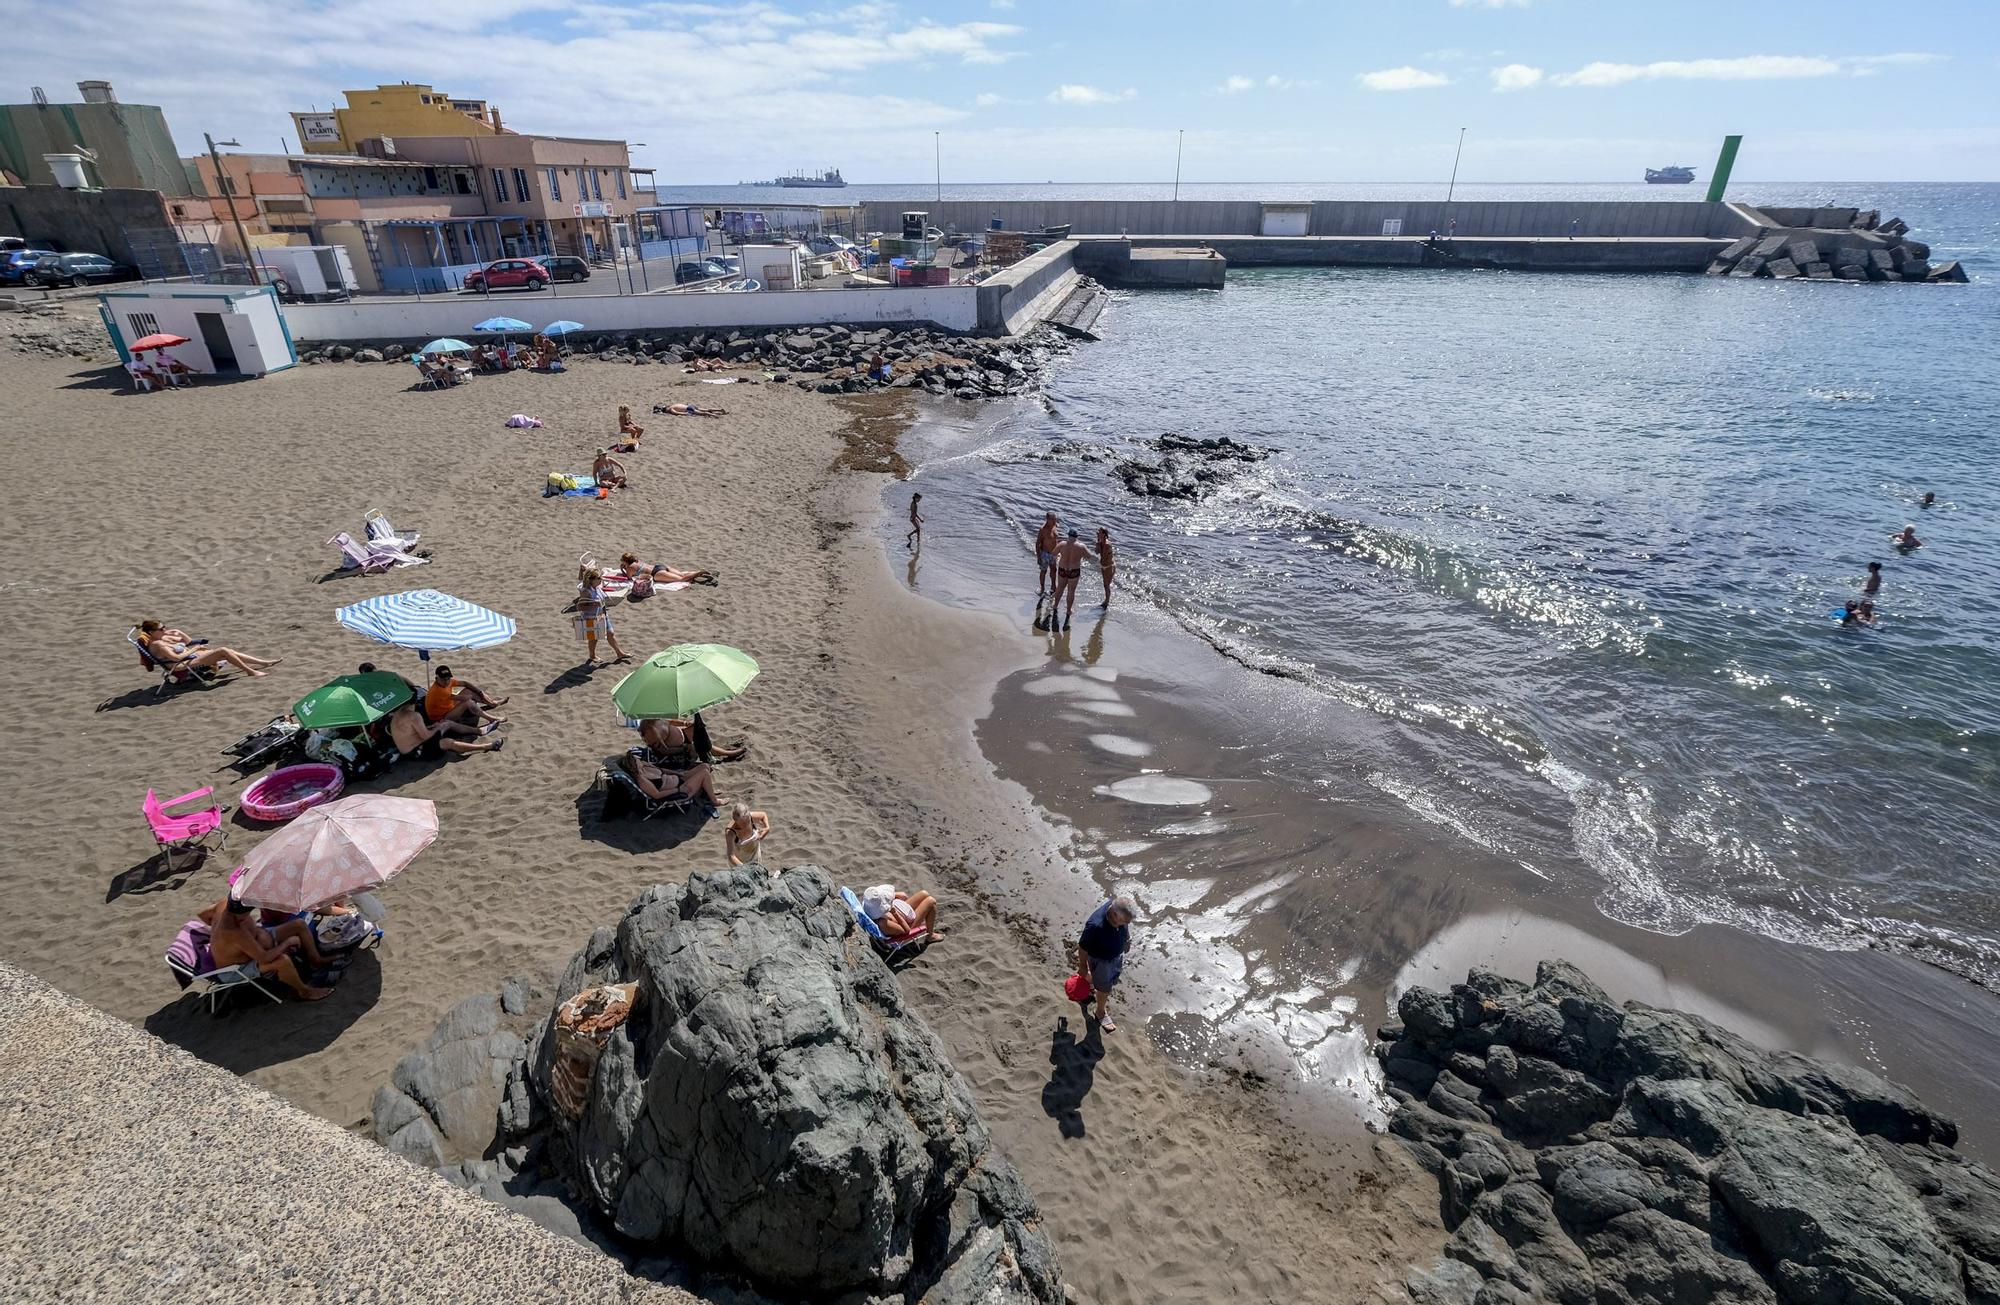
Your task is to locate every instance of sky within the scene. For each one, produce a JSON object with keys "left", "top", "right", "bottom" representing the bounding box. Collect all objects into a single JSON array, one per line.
[{"left": 3, "top": 0, "right": 1997, "bottom": 184}]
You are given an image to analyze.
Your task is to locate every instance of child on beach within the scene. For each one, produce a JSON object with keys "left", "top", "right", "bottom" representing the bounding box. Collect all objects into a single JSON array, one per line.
[
  {"left": 907, "top": 493, "right": 924, "bottom": 549},
  {"left": 575, "top": 568, "right": 631, "bottom": 668},
  {"left": 1035, "top": 512, "right": 1060, "bottom": 595},
  {"left": 1095, "top": 527, "right": 1116, "bottom": 606}
]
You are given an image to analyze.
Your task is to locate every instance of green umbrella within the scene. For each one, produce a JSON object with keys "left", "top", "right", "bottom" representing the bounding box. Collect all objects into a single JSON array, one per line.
[
  {"left": 612, "top": 644, "right": 759, "bottom": 720},
  {"left": 294, "top": 672, "right": 415, "bottom": 730}
]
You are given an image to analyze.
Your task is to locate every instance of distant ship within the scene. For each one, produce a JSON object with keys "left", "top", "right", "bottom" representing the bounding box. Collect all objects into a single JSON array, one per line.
[
  {"left": 1645, "top": 165, "right": 1696, "bottom": 185},
  {"left": 775, "top": 168, "right": 846, "bottom": 189}
]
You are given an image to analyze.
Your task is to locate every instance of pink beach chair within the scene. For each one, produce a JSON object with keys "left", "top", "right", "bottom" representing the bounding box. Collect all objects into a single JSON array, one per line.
[
  {"left": 329, "top": 530, "right": 428, "bottom": 575},
  {"left": 143, "top": 786, "right": 228, "bottom": 873}
]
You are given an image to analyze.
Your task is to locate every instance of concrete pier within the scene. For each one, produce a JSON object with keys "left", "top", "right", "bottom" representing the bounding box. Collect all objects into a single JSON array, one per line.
[
  {"left": 1092, "top": 233, "right": 1725, "bottom": 274},
  {"left": 1074, "top": 240, "right": 1229, "bottom": 288}
]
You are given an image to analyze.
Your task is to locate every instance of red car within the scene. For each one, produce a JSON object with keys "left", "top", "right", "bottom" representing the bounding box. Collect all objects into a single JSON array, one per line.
[{"left": 462, "top": 258, "right": 549, "bottom": 292}]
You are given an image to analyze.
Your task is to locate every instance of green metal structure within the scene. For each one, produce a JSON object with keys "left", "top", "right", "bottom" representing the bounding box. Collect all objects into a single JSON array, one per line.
[{"left": 1705, "top": 136, "right": 1743, "bottom": 203}]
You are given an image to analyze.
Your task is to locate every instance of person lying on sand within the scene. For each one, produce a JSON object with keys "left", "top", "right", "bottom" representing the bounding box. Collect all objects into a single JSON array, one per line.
[
  {"left": 651, "top": 403, "right": 727, "bottom": 417},
  {"left": 206, "top": 897, "right": 332, "bottom": 1000},
  {"left": 684, "top": 357, "right": 729, "bottom": 372},
  {"left": 386, "top": 702, "right": 503, "bottom": 758},
  {"left": 619, "top": 552, "right": 715, "bottom": 594},
  {"left": 139, "top": 619, "right": 279, "bottom": 678},
  {"left": 861, "top": 883, "right": 944, "bottom": 941},
  {"left": 423, "top": 664, "right": 507, "bottom": 729},
  {"left": 724, "top": 804, "right": 771, "bottom": 865},
  {"left": 592, "top": 451, "right": 627, "bottom": 490},
  {"left": 621, "top": 751, "right": 719, "bottom": 811}
]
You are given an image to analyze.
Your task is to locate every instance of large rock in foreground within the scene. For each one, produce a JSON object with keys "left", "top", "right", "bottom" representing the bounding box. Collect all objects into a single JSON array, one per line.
[
  {"left": 526, "top": 865, "right": 1063, "bottom": 1304},
  {"left": 1381, "top": 961, "right": 1997, "bottom": 1305}
]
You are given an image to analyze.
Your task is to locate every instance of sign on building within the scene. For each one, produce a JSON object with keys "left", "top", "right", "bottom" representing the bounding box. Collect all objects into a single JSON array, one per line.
[
  {"left": 294, "top": 113, "right": 340, "bottom": 145},
  {"left": 578, "top": 201, "right": 612, "bottom": 218}
]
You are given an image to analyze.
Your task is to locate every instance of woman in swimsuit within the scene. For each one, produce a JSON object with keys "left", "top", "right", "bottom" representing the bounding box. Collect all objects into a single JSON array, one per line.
[
  {"left": 861, "top": 883, "right": 944, "bottom": 940},
  {"left": 139, "top": 619, "right": 279, "bottom": 678},
  {"left": 617, "top": 405, "right": 645, "bottom": 448},
  {"left": 574, "top": 568, "right": 631, "bottom": 668},
  {"left": 592, "top": 450, "right": 627, "bottom": 489},
  {"left": 619, "top": 552, "right": 714, "bottom": 592},
  {"left": 662, "top": 403, "right": 726, "bottom": 417},
  {"left": 724, "top": 803, "right": 771, "bottom": 865},
  {"left": 622, "top": 752, "right": 719, "bottom": 809}
]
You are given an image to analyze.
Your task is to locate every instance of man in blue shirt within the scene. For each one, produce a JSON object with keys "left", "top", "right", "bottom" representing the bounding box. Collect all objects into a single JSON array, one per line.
[{"left": 1075, "top": 896, "right": 1137, "bottom": 1032}]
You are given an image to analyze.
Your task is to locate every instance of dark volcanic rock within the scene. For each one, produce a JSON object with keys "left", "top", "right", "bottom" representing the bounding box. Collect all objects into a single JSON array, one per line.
[
  {"left": 1113, "top": 432, "right": 1273, "bottom": 501},
  {"left": 530, "top": 866, "right": 1061, "bottom": 1303},
  {"left": 1381, "top": 960, "right": 1995, "bottom": 1305}
]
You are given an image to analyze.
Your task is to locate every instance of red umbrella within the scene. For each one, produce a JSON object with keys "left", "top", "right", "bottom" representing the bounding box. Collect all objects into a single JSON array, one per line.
[{"left": 130, "top": 333, "right": 190, "bottom": 352}]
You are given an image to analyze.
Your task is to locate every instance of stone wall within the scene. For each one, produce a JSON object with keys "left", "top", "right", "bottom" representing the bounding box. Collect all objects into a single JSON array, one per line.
[{"left": 0, "top": 184, "right": 176, "bottom": 264}]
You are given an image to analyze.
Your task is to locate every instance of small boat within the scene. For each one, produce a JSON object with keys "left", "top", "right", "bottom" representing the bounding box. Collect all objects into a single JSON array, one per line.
[
  {"left": 1645, "top": 165, "right": 1696, "bottom": 185},
  {"left": 1041, "top": 223, "right": 1072, "bottom": 239}
]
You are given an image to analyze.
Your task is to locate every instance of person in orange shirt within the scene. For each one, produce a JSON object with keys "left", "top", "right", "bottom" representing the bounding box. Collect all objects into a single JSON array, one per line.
[{"left": 422, "top": 664, "right": 507, "bottom": 729}]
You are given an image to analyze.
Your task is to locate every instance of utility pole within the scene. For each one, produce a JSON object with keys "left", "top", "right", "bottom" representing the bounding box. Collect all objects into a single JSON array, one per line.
[
  {"left": 1445, "top": 126, "right": 1466, "bottom": 204},
  {"left": 934, "top": 131, "right": 942, "bottom": 206},
  {"left": 1173, "top": 128, "right": 1184, "bottom": 202},
  {"left": 205, "top": 131, "right": 257, "bottom": 281}
]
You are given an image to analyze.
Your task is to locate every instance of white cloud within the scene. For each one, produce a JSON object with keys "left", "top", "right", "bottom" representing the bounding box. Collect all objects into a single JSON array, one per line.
[
  {"left": 1048, "top": 84, "right": 1137, "bottom": 105},
  {"left": 974, "top": 92, "right": 1007, "bottom": 107},
  {"left": 1358, "top": 66, "right": 1453, "bottom": 91},
  {"left": 1449, "top": 0, "right": 1529, "bottom": 7},
  {"left": 990, "top": 0, "right": 1016, "bottom": 7},
  {"left": 1217, "top": 75, "right": 1257, "bottom": 94},
  {"left": 1550, "top": 53, "right": 1944, "bottom": 88},
  {"left": 1490, "top": 63, "right": 1543, "bottom": 91}
]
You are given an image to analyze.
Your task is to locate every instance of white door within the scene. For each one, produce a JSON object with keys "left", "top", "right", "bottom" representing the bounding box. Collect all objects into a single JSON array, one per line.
[{"left": 1262, "top": 208, "right": 1310, "bottom": 237}]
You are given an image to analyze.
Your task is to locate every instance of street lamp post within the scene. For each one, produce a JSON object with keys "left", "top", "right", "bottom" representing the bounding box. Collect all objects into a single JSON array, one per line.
[
  {"left": 1173, "top": 128, "right": 1184, "bottom": 203},
  {"left": 204, "top": 132, "right": 257, "bottom": 281}
]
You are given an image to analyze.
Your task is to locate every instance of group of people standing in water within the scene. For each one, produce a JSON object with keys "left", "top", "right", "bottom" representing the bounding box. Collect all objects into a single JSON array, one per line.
[{"left": 1842, "top": 491, "right": 1935, "bottom": 627}]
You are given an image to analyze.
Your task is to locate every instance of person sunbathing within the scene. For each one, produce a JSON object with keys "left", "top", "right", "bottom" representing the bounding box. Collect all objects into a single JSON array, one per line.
[
  {"left": 593, "top": 451, "right": 628, "bottom": 489},
  {"left": 617, "top": 405, "right": 645, "bottom": 448},
  {"left": 621, "top": 751, "right": 719, "bottom": 810},
  {"left": 642, "top": 713, "right": 746, "bottom": 765},
  {"left": 139, "top": 619, "right": 279, "bottom": 678},
  {"left": 654, "top": 402, "right": 727, "bottom": 417},
  {"left": 534, "top": 335, "right": 563, "bottom": 371},
  {"left": 423, "top": 664, "right": 506, "bottom": 729},
  {"left": 206, "top": 897, "right": 332, "bottom": 1000},
  {"left": 386, "top": 702, "right": 503, "bottom": 759},
  {"left": 724, "top": 804, "right": 771, "bottom": 865},
  {"left": 861, "top": 883, "right": 943, "bottom": 940},
  {"left": 618, "top": 552, "right": 714, "bottom": 593}
]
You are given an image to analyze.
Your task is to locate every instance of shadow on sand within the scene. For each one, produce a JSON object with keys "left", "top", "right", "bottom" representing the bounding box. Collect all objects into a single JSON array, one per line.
[
  {"left": 144, "top": 949, "right": 382, "bottom": 1076},
  {"left": 572, "top": 784, "right": 709, "bottom": 854},
  {"left": 1040, "top": 1013, "right": 1105, "bottom": 1139}
]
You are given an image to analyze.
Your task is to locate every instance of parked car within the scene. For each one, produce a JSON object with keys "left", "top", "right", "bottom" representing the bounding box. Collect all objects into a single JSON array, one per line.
[
  {"left": 25, "top": 252, "right": 132, "bottom": 287},
  {"left": 542, "top": 255, "right": 590, "bottom": 283},
  {"left": 675, "top": 259, "right": 734, "bottom": 285},
  {"left": 461, "top": 258, "right": 549, "bottom": 292},
  {"left": 0, "top": 248, "right": 60, "bottom": 285}
]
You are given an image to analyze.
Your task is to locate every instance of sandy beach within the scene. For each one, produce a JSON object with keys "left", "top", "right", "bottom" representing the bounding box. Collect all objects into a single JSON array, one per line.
[{"left": 0, "top": 316, "right": 1443, "bottom": 1303}]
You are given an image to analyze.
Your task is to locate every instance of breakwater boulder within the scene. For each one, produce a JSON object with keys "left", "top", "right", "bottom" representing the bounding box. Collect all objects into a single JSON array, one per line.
[
  {"left": 1115, "top": 433, "right": 1272, "bottom": 500},
  {"left": 1706, "top": 215, "right": 1968, "bottom": 284},
  {"left": 1380, "top": 961, "right": 1997, "bottom": 1305},
  {"left": 377, "top": 865, "right": 1061, "bottom": 1304}
]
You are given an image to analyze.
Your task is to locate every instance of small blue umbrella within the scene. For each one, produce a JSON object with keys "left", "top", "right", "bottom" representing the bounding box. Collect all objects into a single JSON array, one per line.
[
  {"left": 474, "top": 316, "right": 533, "bottom": 334},
  {"left": 542, "top": 320, "right": 585, "bottom": 336},
  {"left": 335, "top": 589, "right": 516, "bottom": 662},
  {"left": 419, "top": 338, "right": 472, "bottom": 355}
]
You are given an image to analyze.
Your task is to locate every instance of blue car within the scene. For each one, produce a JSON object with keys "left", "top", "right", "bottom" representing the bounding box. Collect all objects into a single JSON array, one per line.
[{"left": 0, "top": 249, "right": 59, "bottom": 285}]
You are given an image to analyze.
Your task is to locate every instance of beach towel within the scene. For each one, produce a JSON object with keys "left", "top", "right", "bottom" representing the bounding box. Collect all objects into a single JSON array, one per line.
[
  {"left": 505, "top": 414, "right": 544, "bottom": 428},
  {"left": 544, "top": 473, "right": 600, "bottom": 498}
]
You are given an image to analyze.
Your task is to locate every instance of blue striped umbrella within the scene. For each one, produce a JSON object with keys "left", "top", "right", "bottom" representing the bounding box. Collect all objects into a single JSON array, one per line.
[
  {"left": 474, "top": 316, "right": 533, "bottom": 334},
  {"left": 335, "top": 589, "right": 516, "bottom": 661},
  {"left": 542, "top": 320, "right": 585, "bottom": 336}
]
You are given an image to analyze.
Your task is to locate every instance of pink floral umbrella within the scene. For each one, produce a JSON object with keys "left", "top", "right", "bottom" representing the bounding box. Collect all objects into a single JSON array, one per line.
[{"left": 232, "top": 794, "right": 438, "bottom": 912}]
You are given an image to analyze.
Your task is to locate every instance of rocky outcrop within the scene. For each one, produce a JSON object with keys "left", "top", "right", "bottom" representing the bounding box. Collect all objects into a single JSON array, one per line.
[
  {"left": 1114, "top": 433, "right": 1272, "bottom": 500},
  {"left": 371, "top": 974, "right": 552, "bottom": 1169},
  {"left": 1706, "top": 213, "right": 1967, "bottom": 284},
  {"left": 1381, "top": 961, "right": 1995, "bottom": 1305}
]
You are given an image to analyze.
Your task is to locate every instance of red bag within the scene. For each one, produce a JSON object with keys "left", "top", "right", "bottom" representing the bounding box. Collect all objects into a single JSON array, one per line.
[{"left": 1064, "top": 973, "right": 1094, "bottom": 1004}]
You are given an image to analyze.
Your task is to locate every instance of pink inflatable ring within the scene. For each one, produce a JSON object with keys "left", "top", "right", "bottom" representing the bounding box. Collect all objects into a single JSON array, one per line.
[{"left": 241, "top": 763, "right": 345, "bottom": 822}]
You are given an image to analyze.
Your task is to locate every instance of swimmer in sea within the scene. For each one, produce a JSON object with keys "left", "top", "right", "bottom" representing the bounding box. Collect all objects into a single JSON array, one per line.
[
  {"left": 1863, "top": 561, "right": 1882, "bottom": 598},
  {"left": 1920, "top": 491, "right": 1937, "bottom": 509},
  {"left": 1035, "top": 511, "right": 1060, "bottom": 595},
  {"left": 1841, "top": 600, "right": 1878, "bottom": 627},
  {"left": 1892, "top": 525, "right": 1923, "bottom": 551}
]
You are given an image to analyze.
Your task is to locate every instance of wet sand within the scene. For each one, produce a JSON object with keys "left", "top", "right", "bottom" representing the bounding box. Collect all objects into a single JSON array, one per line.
[{"left": 0, "top": 325, "right": 1444, "bottom": 1304}]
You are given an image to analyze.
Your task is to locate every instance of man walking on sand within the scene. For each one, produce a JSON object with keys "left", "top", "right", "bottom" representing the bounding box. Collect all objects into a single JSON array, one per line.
[
  {"left": 1075, "top": 896, "right": 1137, "bottom": 1032},
  {"left": 1095, "top": 527, "right": 1116, "bottom": 607},
  {"left": 1035, "top": 511, "right": 1060, "bottom": 595},
  {"left": 1050, "top": 529, "right": 1091, "bottom": 629},
  {"left": 907, "top": 492, "right": 924, "bottom": 550}
]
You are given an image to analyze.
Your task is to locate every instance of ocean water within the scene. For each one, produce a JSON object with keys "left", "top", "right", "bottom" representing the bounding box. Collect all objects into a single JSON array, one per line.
[{"left": 907, "top": 183, "right": 2000, "bottom": 991}]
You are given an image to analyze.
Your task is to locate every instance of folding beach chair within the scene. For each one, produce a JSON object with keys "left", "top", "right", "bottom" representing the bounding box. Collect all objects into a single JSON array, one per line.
[
  {"left": 127, "top": 626, "right": 218, "bottom": 697},
  {"left": 329, "top": 531, "right": 428, "bottom": 575},
  {"left": 143, "top": 785, "right": 229, "bottom": 873},
  {"left": 363, "top": 509, "right": 420, "bottom": 549},
  {"left": 165, "top": 919, "right": 280, "bottom": 1014},
  {"left": 840, "top": 887, "right": 931, "bottom": 960}
]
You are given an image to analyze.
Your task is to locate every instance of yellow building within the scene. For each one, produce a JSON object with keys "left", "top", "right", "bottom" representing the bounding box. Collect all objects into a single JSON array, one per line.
[{"left": 291, "top": 83, "right": 505, "bottom": 155}]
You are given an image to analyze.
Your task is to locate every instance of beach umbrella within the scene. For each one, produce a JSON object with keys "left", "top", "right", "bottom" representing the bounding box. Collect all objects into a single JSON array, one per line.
[
  {"left": 541, "top": 320, "right": 585, "bottom": 336},
  {"left": 129, "top": 332, "right": 189, "bottom": 352},
  {"left": 419, "top": 338, "right": 473, "bottom": 356},
  {"left": 293, "top": 671, "right": 414, "bottom": 730},
  {"left": 232, "top": 794, "right": 438, "bottom": 912},
  {"left": 336, "top": 588, "right": 516, "bottom": 661},
  {"left": 474, "top": 316, "right": 533, "bottom": 334},
  {"left": 612, "top": 643, "right": 759, "bottom": 720}
]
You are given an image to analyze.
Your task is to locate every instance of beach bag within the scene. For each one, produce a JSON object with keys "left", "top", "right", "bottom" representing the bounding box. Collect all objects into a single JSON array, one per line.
[
  {"left": 1064, "top": 973, "right": 1094, "bottom": 1004},
  {"left": 314, "top": 911, "right": 370, "bottom": 951},
  {"left": 550, "top": 982, "right": 640, "bottom": 1119}
]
